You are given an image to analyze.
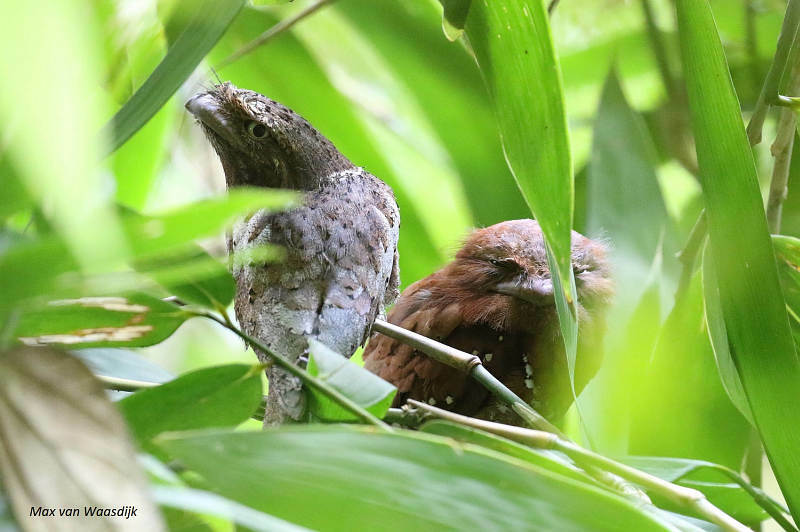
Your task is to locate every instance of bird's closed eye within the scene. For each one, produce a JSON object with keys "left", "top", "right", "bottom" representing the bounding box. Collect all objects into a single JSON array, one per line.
[
  {"left": 489, "top": 258, "right": 521, "bottom": 270},
  {"left": 247, "top": 121, "right": 267, "bottom": 138}
]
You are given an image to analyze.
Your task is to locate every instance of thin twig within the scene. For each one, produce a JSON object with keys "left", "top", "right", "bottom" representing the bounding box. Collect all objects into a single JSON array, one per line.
[
  {"left": 372, "top": 319, "right": 563, "bottom": 436},
  {"left": 97, "top": 375, "right": 161, "bottom": 392},
  {"left": 215, "top": 0, "right": 337, "bottom": 70},
  {"left": 197, "top": 311, "right": 392, "bottom": 431},
  {"left": 747, "top": 0, "right": 800, "bottom": 146},
  {"left": 766, "top": 57, "right": 800, "bottom": 234},
  {"left": 409, "top": 400, "right": 750, "bottom": 532}
]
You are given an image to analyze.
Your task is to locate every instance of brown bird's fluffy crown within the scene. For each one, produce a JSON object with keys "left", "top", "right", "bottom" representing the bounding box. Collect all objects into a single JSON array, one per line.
[
  {"left": 185, "top": 82, "right": 353, "bottom": 190},
  {"left": 426, "top": 219, "right": 613, "bottom": 332}
]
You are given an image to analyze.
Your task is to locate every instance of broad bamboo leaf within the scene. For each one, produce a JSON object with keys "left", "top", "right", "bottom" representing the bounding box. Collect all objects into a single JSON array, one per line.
[
  {"left": 152, "top": 486, "right": 308, "bottom": 532},
  {"left": 587, "top": 69, "right": 673, "bottom": 262},
  {"left": 676, "top": 0, "right": 800, "bottom": 519},
  {"left": 0, "top": 347, "right": 164, "bottom": 530},
  {"left": 306, "top": 339, "right": 396, "bottom": 421},
  {"left": 12, "top": 293, "right": 188, "bottom": 349},
  {"left": 457, "top": 0, "right": 574, "bottom": 298},
  {"left": 101, "top": 0, "right": 245, "bottom": 153},
  {"left": 119, "top": 364, "right": 263, "bottom": 446},
  {"left": 158, "top": 426, "right": 675, "bottom": 531},
  {"left": 448, "top": 0, "right": 579, "bottom": 401}
]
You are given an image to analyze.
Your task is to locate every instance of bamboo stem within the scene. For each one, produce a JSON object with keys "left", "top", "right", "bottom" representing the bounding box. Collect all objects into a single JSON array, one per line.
[
  {"left": 746, "top": 0, "right": 800, "bottom": 146},
  {"left": 408, "top": 400, "right": 750, "bottom": 532},
  {"left": 372, "top": 319, "right": 563, "bottom": 436},
  {"left": 766, "top": 57, "right": 800, "bottom": 234}
]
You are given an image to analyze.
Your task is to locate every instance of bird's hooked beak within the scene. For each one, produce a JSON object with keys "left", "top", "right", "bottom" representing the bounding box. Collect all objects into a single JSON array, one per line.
[
  {"left": 492, "top": 278, "right": 554, "bottom": 306},
  {"left": 185, "top": 92, "right": 235, "bottom": 144}
]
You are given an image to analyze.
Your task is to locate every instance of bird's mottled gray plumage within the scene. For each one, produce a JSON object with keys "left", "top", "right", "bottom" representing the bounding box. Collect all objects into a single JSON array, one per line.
[{"left": 186, "top": 83, "right": 400, "bottom": 425}]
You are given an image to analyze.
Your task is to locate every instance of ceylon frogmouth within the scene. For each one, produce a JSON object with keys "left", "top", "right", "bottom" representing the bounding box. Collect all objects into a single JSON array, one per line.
[
  {"left": 187, "top": 83, "right": 400, "bottom": 425},
  {"left": 363, "top": 219, "right": 611, "bottom": 425}
]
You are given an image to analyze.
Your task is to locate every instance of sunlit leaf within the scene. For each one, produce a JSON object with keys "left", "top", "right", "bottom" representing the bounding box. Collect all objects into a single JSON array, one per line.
[
  {"left": 134, "top": 245, "right": 235, "bottom": 311},
  {"left": 0, "top": 1, "right": 127, "bottom": 272},
  {"left": 631, "top": 271, "right": 750, "bottom": 469},
  {"left": 158, "top": 426, "right": 675, "bottom": 531},
  {"left": 0, "top": 347, "right": 164, "bottom": 530},
  {"left": 306, "top": 339, "right": 396, "bottom": 421},
  {"left": 460, "top": 0, "right": 574, "bottom": 298},
  {"left": 676, "top": 0, "right": 800, "bottom": 519}
]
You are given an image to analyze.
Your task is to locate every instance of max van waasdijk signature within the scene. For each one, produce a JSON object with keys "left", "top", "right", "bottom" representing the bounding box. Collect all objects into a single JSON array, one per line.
[{"left": 29, "top": 506, "right": 139, "bottom": 519}]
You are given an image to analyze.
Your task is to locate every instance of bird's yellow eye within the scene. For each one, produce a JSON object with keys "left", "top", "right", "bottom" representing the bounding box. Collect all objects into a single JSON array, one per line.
[{"left": 247, "top": 121, "right": 267, "bottom": 138}]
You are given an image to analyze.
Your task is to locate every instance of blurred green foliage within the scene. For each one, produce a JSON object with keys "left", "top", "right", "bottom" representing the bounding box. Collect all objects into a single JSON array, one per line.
[{"left": 1, "top": 0, "right": 799, "bottom": 530}]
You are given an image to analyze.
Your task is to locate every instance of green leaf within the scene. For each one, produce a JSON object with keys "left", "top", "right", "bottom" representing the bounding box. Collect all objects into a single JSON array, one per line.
[
  {"left": 772, "top": 235, "right": 800, "bottom": 345},
  {"left": 337, "top": 1, "right": 529, "bottom": 228},
  {"left": 0, "top": 236, "right": 76, "bottom": 310},
  {"left": 122, "top": 188, "right": 297, "bottom": 259},
  {"left": 12, "top": 293, "right": 188, "bottom": 348},
  {"left": 119, "top": 364, "right": 263, "bottom": 445},
  {"left": 419, "top": 420, "right": 589, "bottom": 483},
  {"left": 134, "top": 245, "right": 235, "bottom": 311},
  {"left": 0, "top": 1, "right": 128, "bottom": 272},
  {"left": 438, "top": 0, "right": 472, "bottom": 41},
  {"left": 676, "top": 0, "right": 800, "bottom": 520},
  {"left": 158, "top": 426, "right": 675, "bottom": 531},
  {"left": 72, "top": 347, "right": 174, "bottom": 400},
  {"left": 306, "top": 339, "right": 396, "bottom": 421},
  {"left": 0, "top": 347, "right": 165, "bottom": 530},
  {"left": 631, "top": 270, "right": 750, "bottom": 469},
  {"left": 461, "top": 0, "right": 573, "bottom": 300},
  {"left": 152, "top": 486, "right": 309, "bottom": 532},
  {"left": 620, "top": 456, "right": 788, "bottom": 526},
  {"left": 101, "top": 0, "right": 245, "bottom": 153},
  {"left": 0, "top": 157, "right": 31, "bottom": 222},
  {"left": 587, "top": 68, "right": 673, "bottom": 262}
]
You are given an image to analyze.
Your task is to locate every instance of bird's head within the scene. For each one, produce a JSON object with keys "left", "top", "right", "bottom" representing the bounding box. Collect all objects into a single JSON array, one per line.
[
  {"left": 186, "top": 82, "right": 353, "bottom": 190},
  {"left": 455, "top": 219, "right": 613, "bottom": 317}
]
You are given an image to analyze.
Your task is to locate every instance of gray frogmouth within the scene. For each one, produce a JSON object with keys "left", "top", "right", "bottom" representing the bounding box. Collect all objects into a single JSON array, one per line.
[{"left": 186, "top": 82, "right": 400, "bottom": 425}]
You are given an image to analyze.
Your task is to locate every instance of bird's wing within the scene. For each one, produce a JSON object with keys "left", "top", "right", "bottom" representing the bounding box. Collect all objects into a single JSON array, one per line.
[
  {"left": 232, "top": 169, "right": 400, "bottom": 361},
  {"left": 363, "top": 277, "right": 473, "bottom": 406}
]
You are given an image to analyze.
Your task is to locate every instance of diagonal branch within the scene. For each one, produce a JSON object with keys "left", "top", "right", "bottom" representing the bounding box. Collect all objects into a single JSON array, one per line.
[
  {"left": 215, "top": 0, "right": 336, "bottom": 70},
  {"left": 372, "top": 318, "right": 563, "bottom": 436},
  {"left": 408, "top": 400, "right": 750, "bottom": 532}
]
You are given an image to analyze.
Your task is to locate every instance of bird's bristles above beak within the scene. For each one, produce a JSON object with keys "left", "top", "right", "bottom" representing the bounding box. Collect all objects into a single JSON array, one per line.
[{"left": 493, "top": 279, "right": 554, "bottom": 306}]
